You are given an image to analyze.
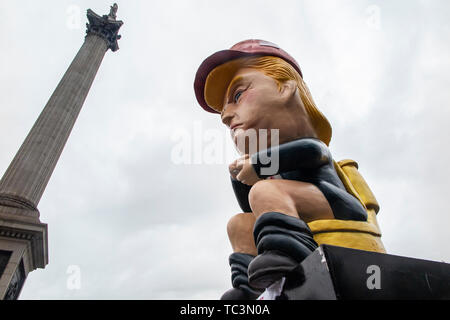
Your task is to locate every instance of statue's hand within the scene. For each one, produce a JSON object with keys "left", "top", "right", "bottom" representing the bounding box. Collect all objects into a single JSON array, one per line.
[
  {"left": 229, "top": 156, "right": 245, "bottom": 180},
  {"left": 229, "top": 155, "right": 261, "bottom": 186}
]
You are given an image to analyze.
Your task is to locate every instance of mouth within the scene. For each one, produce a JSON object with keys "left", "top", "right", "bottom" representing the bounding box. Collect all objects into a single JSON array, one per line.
[{"left": 230, "top": 123, "right": 243, "bottom": 131}]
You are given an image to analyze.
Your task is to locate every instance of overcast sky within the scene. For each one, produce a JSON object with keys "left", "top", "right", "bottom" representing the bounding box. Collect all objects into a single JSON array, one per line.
[{"left": 1, "top": 0, "right": 449, "bottom": 299}]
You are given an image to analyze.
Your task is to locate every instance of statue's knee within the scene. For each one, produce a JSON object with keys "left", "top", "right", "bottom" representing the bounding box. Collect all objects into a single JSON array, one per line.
[
  {"left": 248, "top": 180, "right": 270, "bottom": 209},
  {"left": 227, "top": 213, "right": 255, "bottom": 239},
  {"left": 248, "top": 180, "right": 297, "bottom": 217},
  {"left": 248, "top": 180, "right": 285, "bottom": 209}
]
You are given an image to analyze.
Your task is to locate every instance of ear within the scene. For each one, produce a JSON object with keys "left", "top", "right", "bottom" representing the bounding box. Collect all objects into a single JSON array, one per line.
[{"left": 279, "top": 80, "right": 298, "bottom": 101}]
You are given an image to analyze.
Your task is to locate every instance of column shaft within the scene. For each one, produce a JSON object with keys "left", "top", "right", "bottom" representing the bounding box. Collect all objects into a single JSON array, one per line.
[{"left": 0, "top": 35, "right": 107, "bottom": 210}]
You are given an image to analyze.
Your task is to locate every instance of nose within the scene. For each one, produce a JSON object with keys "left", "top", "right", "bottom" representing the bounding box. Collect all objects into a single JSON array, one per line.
[{"left": 221, "top": 104, "right": 234, "bottom": 127}]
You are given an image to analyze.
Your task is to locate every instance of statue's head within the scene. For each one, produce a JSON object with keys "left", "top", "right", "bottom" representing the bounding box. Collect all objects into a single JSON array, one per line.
[{"left": 194, "top": 40, "right": 331, "bottom": 153}]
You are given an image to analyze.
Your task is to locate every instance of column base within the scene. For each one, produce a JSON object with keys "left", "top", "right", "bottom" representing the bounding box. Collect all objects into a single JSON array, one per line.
[{"left": 0, "top": 205, "right": 48, "bottom": 299}]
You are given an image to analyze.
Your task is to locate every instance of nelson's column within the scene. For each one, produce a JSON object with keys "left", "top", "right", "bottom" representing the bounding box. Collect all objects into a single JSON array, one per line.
[{"left": 0, "top": 4, "right": 123, "bottom": 299}]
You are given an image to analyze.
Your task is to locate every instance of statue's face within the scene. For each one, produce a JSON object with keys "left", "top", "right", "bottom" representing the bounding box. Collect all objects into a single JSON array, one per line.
[{"left": 221, "top": 68, "right": 299, "bottom": 154}]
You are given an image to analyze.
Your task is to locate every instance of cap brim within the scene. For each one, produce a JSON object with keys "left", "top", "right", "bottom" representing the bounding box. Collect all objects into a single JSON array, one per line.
[
  {"left": 194, "top": 49, "right": 303, "bottom": 114},
  {"left": 194, "top": 50, "right": 257, "bottom": 113}
]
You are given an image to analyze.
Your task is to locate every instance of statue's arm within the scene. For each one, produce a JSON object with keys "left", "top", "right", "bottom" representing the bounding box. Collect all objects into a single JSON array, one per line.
[
  {"left": 230, "top": 176, "right": 252, "bottom": 213},
  {"left": 250, "top": 138, "right": 330, "bottom": 178}
]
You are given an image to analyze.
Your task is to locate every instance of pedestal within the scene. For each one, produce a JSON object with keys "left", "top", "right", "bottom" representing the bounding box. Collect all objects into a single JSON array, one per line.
[{"left": 283, "top": 245, "right": 450, "bottom": 300}]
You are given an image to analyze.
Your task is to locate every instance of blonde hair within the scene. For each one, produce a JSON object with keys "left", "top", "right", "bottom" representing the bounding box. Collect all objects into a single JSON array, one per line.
[{"left": 222, "top": 56, "right": 332, "bottom": 145}]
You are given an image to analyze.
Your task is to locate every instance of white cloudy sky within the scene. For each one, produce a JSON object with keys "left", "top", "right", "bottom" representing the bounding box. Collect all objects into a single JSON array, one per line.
[{"left": 0, "top": 0, "right": 449, "bottom": 299}]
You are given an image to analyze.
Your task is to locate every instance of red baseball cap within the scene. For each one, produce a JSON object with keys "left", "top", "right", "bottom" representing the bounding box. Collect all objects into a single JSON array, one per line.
[{"left": 194, "top": 39, "right": 303, "bottom": 114}]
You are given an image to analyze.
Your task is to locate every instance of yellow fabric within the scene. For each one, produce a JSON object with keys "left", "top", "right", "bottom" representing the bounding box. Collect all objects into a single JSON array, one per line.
[
  {"left": 339, "top": 159, "right": 380, "bottom": 213},
  {"left": 307, "top": 160, "right": 386, "bottom": 253}
]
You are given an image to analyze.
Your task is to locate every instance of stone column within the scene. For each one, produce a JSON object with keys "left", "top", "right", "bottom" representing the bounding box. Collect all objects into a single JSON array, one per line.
[{"left": 0, "top": 4, "right": 123, "bottom": 300}]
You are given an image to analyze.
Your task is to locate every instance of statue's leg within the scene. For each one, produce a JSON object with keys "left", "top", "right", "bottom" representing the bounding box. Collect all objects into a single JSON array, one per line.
[
  {"left": 227, "top": 212, "right": 257, "bottom": 256},
  {"left": 248, "top": 179, "right": 334, "bottom": 222},
  {"left": 221, "top": 213, "right": 263, "bottom": 300},
  {"left": 247, "top": 179, "right": 333, "bottom": 289}
]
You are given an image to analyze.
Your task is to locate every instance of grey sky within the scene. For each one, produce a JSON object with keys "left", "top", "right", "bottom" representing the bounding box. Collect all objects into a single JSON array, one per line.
[{"left": 0, "top": 0, "right": 449, "bottom": 299}]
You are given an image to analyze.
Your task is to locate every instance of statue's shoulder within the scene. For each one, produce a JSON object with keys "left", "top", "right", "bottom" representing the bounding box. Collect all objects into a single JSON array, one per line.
[
  {"left": 283, "top": 137, "right": 331, "bottom": 157},
  {"left": 285, "top": 136, "right": 327, "bottom": 145}
]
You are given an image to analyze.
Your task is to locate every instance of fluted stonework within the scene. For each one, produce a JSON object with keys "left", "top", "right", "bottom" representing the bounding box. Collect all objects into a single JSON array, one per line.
[
  {"left": 0, "top": 35, "right": 108, "bottom": 212},
  {"left": 0, "top": 4, "right": 123, "bottom": 300},
  {"left": 0, "top": 7, "right": 123, "bottom": 213}
]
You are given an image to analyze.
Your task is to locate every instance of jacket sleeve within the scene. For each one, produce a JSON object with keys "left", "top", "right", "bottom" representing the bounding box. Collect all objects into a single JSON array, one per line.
[
  {"left": 230, "top": 176, "right": 252, "bottom": 213},
  {"left": 250, "top": 138, "right": 330, "bottom": 178}
]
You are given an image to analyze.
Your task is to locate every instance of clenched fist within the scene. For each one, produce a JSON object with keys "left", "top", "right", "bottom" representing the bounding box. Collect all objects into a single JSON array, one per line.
[{"left": 229, "top": 154, "right": 262, "bottom": 186}]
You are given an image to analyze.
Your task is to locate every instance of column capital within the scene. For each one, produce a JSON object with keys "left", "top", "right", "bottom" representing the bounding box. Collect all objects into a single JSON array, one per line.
[{"left": 86, "top": 3, "right": 123, "bottom": 52}]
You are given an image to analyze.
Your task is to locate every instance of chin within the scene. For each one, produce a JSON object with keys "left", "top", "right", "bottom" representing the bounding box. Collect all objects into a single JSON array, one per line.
[{"left": 232, "top": 137, "right": 264, "bottom": 155}]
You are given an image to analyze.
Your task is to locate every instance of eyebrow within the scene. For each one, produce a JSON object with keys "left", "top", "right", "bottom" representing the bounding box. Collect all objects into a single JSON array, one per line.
[{"left": 225, "top": 76, "right": 244, "bottom": 103}]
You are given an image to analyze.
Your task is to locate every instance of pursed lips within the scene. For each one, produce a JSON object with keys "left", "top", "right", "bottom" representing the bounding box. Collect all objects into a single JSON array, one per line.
[
  {"left": 230, "top": 123, "right": 243, "bottom": 131},
  {"left": 230, "top": 123, "right": 244, "bottom": 139}
]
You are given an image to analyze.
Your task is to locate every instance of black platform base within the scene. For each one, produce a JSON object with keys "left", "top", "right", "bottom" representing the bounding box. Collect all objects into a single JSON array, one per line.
[{"left": 282, "top": 245, "right": 450, "bottom": 300}]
